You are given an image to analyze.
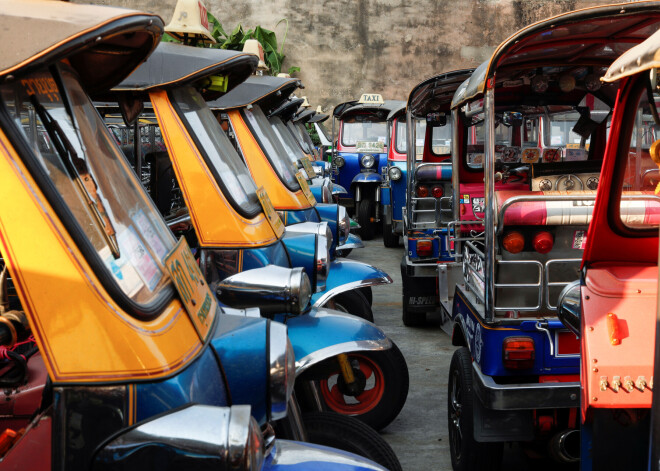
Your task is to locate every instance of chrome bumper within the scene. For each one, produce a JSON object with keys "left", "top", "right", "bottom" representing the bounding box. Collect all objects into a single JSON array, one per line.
[{"left": 472, "top": 362, "right": 579, "bottom": 410}]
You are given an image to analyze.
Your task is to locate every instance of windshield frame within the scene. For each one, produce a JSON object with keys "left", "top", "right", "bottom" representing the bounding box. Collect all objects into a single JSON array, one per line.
[
  {"left": 0, "top": 63, "right": 175, "bottom": 318},
  {"left": 168, "top": 87, "right": 263, "bottom": 220},
  {"left": 240, "top": 105, "right": 301, "bottom": 193}
]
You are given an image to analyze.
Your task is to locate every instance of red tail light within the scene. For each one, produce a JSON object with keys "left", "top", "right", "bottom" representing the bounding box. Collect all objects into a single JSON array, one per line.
[
  {"left": 503, "top": 231, "right": 525, "bottom": 254},
  {"left": 533, "top": 231, "right": 553, "bottom": 254},
  {"left": 416, "top": 239, "right": 433, "bottom": 256},
  {"left": 417, "top": 185, "right": 429, "bottom": 198},
  {"left": 503, "top": 337, "right": 535, "bottom": 369},
  {"left": 432, "top": 186, "right": 444, "bottom": 198}
]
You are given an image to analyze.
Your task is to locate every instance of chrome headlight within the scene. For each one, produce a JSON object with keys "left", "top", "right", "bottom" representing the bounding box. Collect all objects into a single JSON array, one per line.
[
  {"left": 322, "top": 179, "right": 332, "bottom": 203},
  {"left": 269, "top": 322, "right": 296, "bottom": 421},
  {"left": 337, "top": 205, "right": 350, "bottom": 244},
  {"left": 315, "top": 234, "right": 330, "bottom": 292},
  {"left": 389, "top": 166, "right": 402, "bottom": 181},
  {"left": 334, "top": 156, "right": 345, "bottom": 168},
  {"left": 361, "top": 154, "right": 375, "bottom": 169},
  {"left": 314, "top": 165, "right": 323, "bottom": 177},
  {"left": 93, "top": 404, "right": 264, "bottom": 471},
  {"left": 216, "top": 265, "right": 311, "bottom": 315},
  {"left": 557, "top": 280, "right": 581, "bottom": 338}
]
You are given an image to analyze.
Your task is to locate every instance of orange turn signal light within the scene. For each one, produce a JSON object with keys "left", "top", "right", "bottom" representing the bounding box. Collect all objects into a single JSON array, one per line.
[
  {"left": 503, "top": 336, "right": 535, "bottom": 369},
  {"left": 417, "top": 239, "right": 433, "bottom": 256},
  {"left": 503, "top": 231, "right": 525, "bottom": 254}
]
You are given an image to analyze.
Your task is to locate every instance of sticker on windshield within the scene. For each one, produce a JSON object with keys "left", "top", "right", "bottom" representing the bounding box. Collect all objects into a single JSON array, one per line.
[
  {"left": 542, "top": 148, "right": 562, "bottom": 163},
  {"left": 132, "top": 209, "right": 168, "bottom": 259},
  {"left": 501, "top": 147, "right": 520, "bottom": 163},
  {"left": 521, "top": 148, "right": 540, "bottom": 163},
  {"left": 296, "top": 171, "right": 317, "bottom": 205},
  {"left": 356, "top": 141, "right": 383, "bottom": 153},
  {"left": 100, "top": 245, "right": 144, "bottom": 297},
  {"left": 165, "top": 237, "right": 216, "bottom": 341},
  {"left": 256, "top": 186, "right": 285, "bottom": 237},
  {"left": 565, "top": 148, "right": 587, "bottom": 161},
  {"left": 118, "top": 226, "right": 162, "bottom": 292}
]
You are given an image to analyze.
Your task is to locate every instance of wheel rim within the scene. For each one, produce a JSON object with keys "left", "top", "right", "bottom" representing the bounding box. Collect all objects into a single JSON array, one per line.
[
  {"left": 449, "top": 368, "right": 463, "bottom": 460},
  {"left": 319, "top": 354, "right": 385, "bottom": 415}
]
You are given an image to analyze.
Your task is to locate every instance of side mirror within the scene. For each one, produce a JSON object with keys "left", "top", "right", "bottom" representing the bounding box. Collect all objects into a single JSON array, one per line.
[{"left": 557, "top": 280, "right": 581, "bottom": 338}]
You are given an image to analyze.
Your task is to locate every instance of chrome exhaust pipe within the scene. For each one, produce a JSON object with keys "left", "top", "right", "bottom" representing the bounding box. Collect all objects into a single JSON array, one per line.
[{"left": 548, "top": 429, "right": 580, "bottom": 463}]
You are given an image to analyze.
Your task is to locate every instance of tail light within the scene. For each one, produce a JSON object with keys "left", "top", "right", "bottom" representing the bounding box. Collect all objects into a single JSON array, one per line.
[
  {"left": 416, "top": 239, "right": 433, "bottom": 256},
  {"left": 533, "top": 231, "right": 553, "bottom": 254},
  {"left": 503, "top": 231, "right": 525, "bottom": 254},
  {"left": 503, "top": 337, "right": 535, "bottom": 369},
  {"left": 432, "top": 186, "right": 444, "bottom": 198},
  {"left": 417, "top": 185, "right": 429, "bottom": 198}
]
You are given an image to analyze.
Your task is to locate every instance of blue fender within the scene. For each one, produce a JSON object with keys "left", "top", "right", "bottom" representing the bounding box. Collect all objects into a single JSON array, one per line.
[
  {"left": 332, "top": 183, "right": 347, "bottom": 195},
  {"left": 340, "top": 233, "right": 364, "bottom": 251},
  {"left": 284, "top": 307, "right": 391, "bottom": 376},
  {"left": 311, "top": 259, "right": 392, "bottom": 307},
  {"left": 209, "top": 313, "right": 270, "bottom": 424},
  {"left": 264, "top": 440, "right": 387, "bottom": 471},
  {"left": 315, "top": 203, "right": 339, "bottom": 250},
  {"left": 280, "top": 231, "right": 318, "bottom": 289},
  {"left": 351, "top": 172, "right": 382, "bottom": 184}
]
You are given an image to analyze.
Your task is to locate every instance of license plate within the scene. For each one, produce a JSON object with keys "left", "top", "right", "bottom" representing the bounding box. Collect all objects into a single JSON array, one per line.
[
  {"left": 301, "top": 156, "right": 316, "bottom": 180},
  {"left": 256, "top": 186, "right": 285, "bottom": 237},
  {"left": 165, "top": 237, "right": 216, "bottom": 341},
  {"left": 295, "top": 172, "right": 317, "bottom": 205}
]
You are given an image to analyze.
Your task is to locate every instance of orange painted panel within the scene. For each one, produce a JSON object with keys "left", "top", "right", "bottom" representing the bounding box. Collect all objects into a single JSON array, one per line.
[
  {"left": 0, "top": 129, "right": 203, "bottom": 383},
  {"left": 228, "top": 110, "right": 310, "bottom": 210},
  {"left": 581, "top": 265, "right": 656, "bottom": 410},
  {"left": 150, "top": 91, "right": 277, "bottom": 248}
]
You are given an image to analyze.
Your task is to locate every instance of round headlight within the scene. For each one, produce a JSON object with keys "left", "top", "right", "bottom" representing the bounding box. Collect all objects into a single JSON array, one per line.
[
  {"left": 389, "top": 166, "right": 402, "bottom": 181},
  {"left": 289, "top": 267, "right": 312, "bottom": 314},
  {"left": 337, "top": 205, "right": 350, "bottom": 244},
  {"left": 268, "top": 322, "right": 296, "bottom": 421},
  {"left": 335, "top": 156, "right": 345, "bottom": 168},
  {"left": 361, "top": 154, "right": 375, "bottom": 168},
  {"left": 322, "top": 180, "right": 332, "bottom": 203},
  {"left": 315, "top": 235, "right": 330, "bottom": 292}
]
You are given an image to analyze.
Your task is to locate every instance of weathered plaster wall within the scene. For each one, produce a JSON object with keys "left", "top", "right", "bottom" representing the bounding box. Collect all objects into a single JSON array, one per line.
[{"left": 81, "top": 0, "right": 618, "bottom": 109}]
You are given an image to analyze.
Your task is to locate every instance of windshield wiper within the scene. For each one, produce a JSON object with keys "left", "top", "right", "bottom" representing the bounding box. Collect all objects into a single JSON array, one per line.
[{"left": 30, "top": 94, "right": 120, "bottom": 259}]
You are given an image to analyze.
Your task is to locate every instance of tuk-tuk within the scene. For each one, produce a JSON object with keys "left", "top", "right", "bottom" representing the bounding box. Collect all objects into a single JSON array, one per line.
[
  {"left": 398, "top": 70, "right": 474, "bottom": 326},
  {"left": 555, "top": 23, "right": 660, "bottom": 470},
  {"left": 0, "top": 2, "right": 388, "bottom": 471},
  {"left": 332, "top": 96, "right": 406, "bottom": 239},
  {"left": 107, "top": 42, "right": 408, "bottom": 434},
  {"left": 207, "top": 76, "right": 385, "bottom": 314},
  {"left": 443, "top": 3, "right": 660, "bottom": 469},
  {"left": 380, "top": 102, "right": 407, "bottom": 248}
]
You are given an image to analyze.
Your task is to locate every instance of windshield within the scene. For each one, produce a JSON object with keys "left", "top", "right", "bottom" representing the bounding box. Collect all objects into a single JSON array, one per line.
[
  {"left": 242, "top": 105, "right": 300, "bottom": 192},
  {"left": 290, "top": 121, "right": 315, "bottom": 156},
  {"left": 544, "top": 112, "right": 589, "bottom": 148},
  {"left": 618, "top": 84, "right": 660, "bottom": 231},
  {"left": 341, "top": 115, "right": 387, "bottom": 147},
  {"left": 394, "top": 118, "right": 426, "bottom": 158},
  {"left": 1, "top": 65, "right": 175, "bottom": 305},
  {"left": 466, "top": 115, "right": 513, "bottom": 169},
  {"left": 170, "top": 87, "right": 261, "bottom": 218},
  {"left": 316, "top": 121, "right": 332, "bottom": 144},
  {"left": 269, "top": 115, "right": 307, "bottom": 168}
]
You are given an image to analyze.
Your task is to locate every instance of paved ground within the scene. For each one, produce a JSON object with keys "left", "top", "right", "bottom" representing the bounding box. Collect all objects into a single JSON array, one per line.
[{"left": 350, "top": 235, "right": 579, "bottom": 471}]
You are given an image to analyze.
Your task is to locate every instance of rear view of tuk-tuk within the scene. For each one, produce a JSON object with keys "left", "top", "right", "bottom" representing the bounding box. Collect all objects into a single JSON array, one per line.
[{"left": 441, "top": 4, "right": 660, "bottom": 470}]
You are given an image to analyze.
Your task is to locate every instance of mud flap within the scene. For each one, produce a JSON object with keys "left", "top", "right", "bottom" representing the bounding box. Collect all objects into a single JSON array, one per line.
[{"left": 472, "top": 393, "right": 533, "bottom": 442}]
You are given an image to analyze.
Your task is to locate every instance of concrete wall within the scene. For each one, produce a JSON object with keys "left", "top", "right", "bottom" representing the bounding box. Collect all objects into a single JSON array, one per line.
[{"left": 82, "top": 0, "right": 618, "bottom": 109}]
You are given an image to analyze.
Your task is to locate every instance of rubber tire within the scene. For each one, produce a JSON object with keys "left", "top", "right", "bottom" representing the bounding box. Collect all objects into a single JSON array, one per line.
[
  {"left": 402, "top": 295, "right": 427, "bottom": 327},
  {"left": 303, "top": 411, "right": 403, "bottom": 471},
  {"left": 382, "top": 222, "right": 399, "bottom": 248},
  {"left": 356, "top": 199, "right": 376, "bottom": 240},
  {"left": 448, "top": 347, "right": 503, "bottom": 471},
  {"left": 359, "top": 286, "right": 373, "bottom": 306},
  {"left": 325, "top": 289, "right": 374, "bottom": 322},
  {"left": 335, "top": 248, "right": 352, "bottom": 258},
  {"left": 319, "top": 342, "right": 409, "bottom": 431}
]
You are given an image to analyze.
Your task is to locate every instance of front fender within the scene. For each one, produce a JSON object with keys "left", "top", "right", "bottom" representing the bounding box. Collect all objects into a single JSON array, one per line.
[
  {"left": 332, "top": 183, "right": 348, "bottom": 195},
  {"left": 264, "top": 440, "right": 387, "bottom": 470},
  {"left": 340, "top": 233, "right": 364, "bottom": 250},
  {"left": 351, "top": 172, "right": 383, "bottom": 184},
  {"left": 311, "top": 259, "right": 392, "bottom": 307},
  {"left": 285, "top": 307, "right": 391, "bottom": 375}
]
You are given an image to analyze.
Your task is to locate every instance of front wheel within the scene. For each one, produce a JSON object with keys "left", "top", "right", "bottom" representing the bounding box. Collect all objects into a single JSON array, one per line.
[
  {"left": 318, "top": 342, "right": 409, "bottom": 431},
  {"left": 356, "top": 198, "right": 376, "bottom": 240},
  {"left": 448, "top": 347, "right": 503, "bottom": 471},
  {"left": 382, "top": 222, "right": 399, "bottom": 248},
  {"left": 303, "top": 411, "right": 403, "bottom": 471},
  {"left": 323, "top": 289, "right": 374, "bottom": 322}
]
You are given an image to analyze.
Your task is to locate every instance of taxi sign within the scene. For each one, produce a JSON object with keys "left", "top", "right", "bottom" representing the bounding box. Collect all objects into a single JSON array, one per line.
[
  {"left": 358, "top": 93, "right": 384, "bottom": 105},
  {"left": 356, "top": 140, "right": 384, "bottom": 153},
  {"left": 296, "top": 171, "right": 317, "bottom": 205},
  {"left": 256, "top": 186, "right": 285, "bottom": 237},
  {"left": 165, "top": 237, "right": 217, "bottom": 341},
  {"left": 301, "top": 156, "right": 316, "bottom": 179}
]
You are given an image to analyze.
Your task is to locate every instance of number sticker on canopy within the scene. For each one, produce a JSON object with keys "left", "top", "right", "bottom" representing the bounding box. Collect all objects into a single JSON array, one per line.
[{"left": 256, "top": 186, "right": 285, "bottom": 237}]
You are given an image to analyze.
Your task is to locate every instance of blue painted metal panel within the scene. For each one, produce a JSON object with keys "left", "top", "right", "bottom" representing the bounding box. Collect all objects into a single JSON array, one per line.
[
  {"left": 310, "top": 259, "right": 390, "bottom": 306},
  {"left": 263, "top": 441, "right": 384, "bottom": 471},
  {"left": 390, "top": 161, "right": 407, "bottom": 223},
  {"left": 242, "top": 242, "right": 291, "bottom": 272},
  {"left": 335, "top": 152, "right": 387, "bottom": 199},
  {"left": 136, "top": 345, "right": 228, "bottom": 422},
  {"left": 281, "top": 207, "right": 319, "bottom": 226}
]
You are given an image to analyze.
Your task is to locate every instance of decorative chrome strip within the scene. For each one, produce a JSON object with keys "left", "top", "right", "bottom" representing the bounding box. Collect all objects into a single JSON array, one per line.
[{"left": 295, "top": 338, "right": 392, "bottom": 375}]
